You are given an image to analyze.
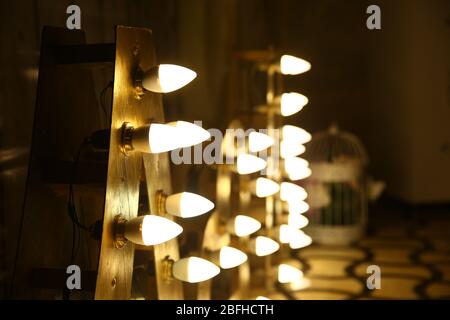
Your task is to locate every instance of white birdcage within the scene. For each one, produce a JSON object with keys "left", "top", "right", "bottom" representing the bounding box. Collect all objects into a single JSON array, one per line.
[{"left": 304, "top": 124, "right": 382, "bottom": 245}]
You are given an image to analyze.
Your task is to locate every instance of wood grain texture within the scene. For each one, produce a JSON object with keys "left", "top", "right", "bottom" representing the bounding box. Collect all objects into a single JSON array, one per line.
[{"left": 95, "top": 25, "right": 183, "bottom": 300}]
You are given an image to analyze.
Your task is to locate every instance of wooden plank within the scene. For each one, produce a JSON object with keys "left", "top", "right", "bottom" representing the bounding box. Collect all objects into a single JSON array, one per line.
[{"left": 30, "top": 268, "right": 97, "bottom": 292}]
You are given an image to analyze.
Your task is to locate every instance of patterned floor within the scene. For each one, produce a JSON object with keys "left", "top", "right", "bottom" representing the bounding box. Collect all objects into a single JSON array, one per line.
[{"left": 257, "top": 205, "right": 450, "bottom": 300}]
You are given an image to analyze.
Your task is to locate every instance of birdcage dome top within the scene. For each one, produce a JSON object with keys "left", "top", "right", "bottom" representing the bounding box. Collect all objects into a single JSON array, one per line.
[{"left": 306, "top": 124, "right": 368, "bottom": 165}]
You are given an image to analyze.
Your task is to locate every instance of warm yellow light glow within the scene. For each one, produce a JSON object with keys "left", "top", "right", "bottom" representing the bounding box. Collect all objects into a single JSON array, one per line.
[
  {"left": 219, "top": 246, "right": 248, "bottom": 269},
  {"left": 229, "top": 215, "right": 261, "bottom": 237},
  {"left": 172, "top": 257, "right": 220, "bottom": 283},
  {"left": 288, "top": 167, "right": 312, "bottom": 181},
  {"left": 278, "top": 224, "right": 295, "bottom": 244},
  {"left": 249, "top": 236, "right": 280, "bottom": 256},
  {"left": 280, "top": 55, "right": 311, "bottom": 75},
  {"left": 256, "top": 296, "right": 270, "bottom": 300},
  {"left": 282, "top": 125, "right": 312, "bottom": 145},
  {"left": 142, "top": 64, "right": 197, "bottom": 93},
  {"left": 251, "top": 177, "right": 280, "bottom": 198},
  {"left": 236, "top": 154, "right": 267, "bottom": 175},
  {"left": 285, "top": 200, "right": 310, "bottom": 215},
  {"left": 248, "top": 132, "right": 274, "bottom": 153},
  {"left": 284, "top": 157, "right": 311, "bottom": 181},
  {"left": 289, "top": 230, "right": 313, "bottom": 249},
  {"left": 280, "top": 93, "right": 308, "bottom": 117},
  {"left": 280, "top": 140, "right": 306, "bottom": 158},
  {"left": 288, "top": 213, "right": 309, "bottom": 229},
  {"left": 124, "top": 215, "right": 182, "bottom": 246},
  {"left": 289, "top": 277, "right": 311, "bottom": 290},
  {"left": 165, "top": 192, "right": 214, "bottom": 218},
  {"left": 278, "top": 264, "right": 304, "bottom": 283},
  {"left": 166, "top": 121, "right": 210, "bottom": 148}
]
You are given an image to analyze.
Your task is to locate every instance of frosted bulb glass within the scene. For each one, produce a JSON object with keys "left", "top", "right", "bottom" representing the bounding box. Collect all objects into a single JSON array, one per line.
[
  {"left": 253, "top": 177, "right": 279, "bottom": 198},
  {"left": 280, "top": 55, "right": 311, "bottom": 75},
  {"left": 166, "top": 121, "right": 210, "bottom": 148},
  {"left": 249, "top": 236, "right": 280, "bottom": 256},
  {"left": 278, "top": 264, "right": 304, "bottom": 283},
  {"left": 278, "top": 224, "right": 295, "bottom": 244},
  {"left": 289, "top": 230, "right": 313, "bottom": 249},
  {"left": 280, "top": 93, "right": 308, "bottom": 117},
  {"left": 236, "top": 154, "right": 267, "bottom": 175},
  {"left": 219, "top": 246, "right": 248, "bottom": 269},
  {"left": 290, "top": 277, "right": 311, "bottom": 290},
  {"left": 284, "top": 157, "right": 311, "bottom": 181},
  {"left": 142, "top": 64, "right": 196, "bottom": 93},
  {"left": 230, "top": 215, "right": 261, "bottom": 237},
  {"left": 165, "top": 192, "right": 214, "bottom": 218},
  {"left": 248, "top": 132, "right": 274, "bottom": 152},
  {"left": 146, "top": 123, "right": 181, "bottom": 153},
  {"left": 124, "top": 215, "right": 183, "bottom": 246},
  {"left": 280, "top": 140, "right": 306, "bottom": 158},
  {"left": 288, "top": 213, "right": 309, "bottom": 229},
  {"left": 280, "top": 182, "right": 307, "bottom": 202},
  {"left": 172, "top": 257, "right": 220, "bottom": 283},
  {"left": 282, "top": 125, "right": 312, "bottom": 145}
]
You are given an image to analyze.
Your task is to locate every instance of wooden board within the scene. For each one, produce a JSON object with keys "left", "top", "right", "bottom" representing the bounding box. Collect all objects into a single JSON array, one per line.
[{"left": 95, "top": 26, "right": 182, "bottom": 299}]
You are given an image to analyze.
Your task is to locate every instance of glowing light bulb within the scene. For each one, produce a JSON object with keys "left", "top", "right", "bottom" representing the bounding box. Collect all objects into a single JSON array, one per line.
[
  {"left": 289, "top": 230, "right": 313, "bottom": 249},
  {"left": 256, "top": 296, "right": 270, "bottom": 300},
  {"left": 166, "top": 121, "right": 210, "bottom": 148},
  {"left": 282, "top": 125, "right": 312, "bottom": 145},
  {"left": 280, "top": 182, "right": 307, "bottom": 202},
  {"left": 249, "top": 236, "right": 280, "bottom": 256},
  {"left": 165, "top": 192, "right": 214, "bottom": 218},
  {"left": 288, "top": 213, "right": 309, "bottom": 229},
  {"left": 280, "top": 55, "right": 311, "bottom": 75},
  {"left": 285, "top": 200, "right": 310, "bottom": 215},
  {"left": 278, "top": 264, "right": 304, "bottom": 283},
  {"left": 248, "top": 132, "right": 274, "bottom": 152},
  {"left": 284, "top": 157, "right": 311, "bottom": 181},
  {"left": 280, "top": 140, "right": 306, "bottom": 158},
  {"left": 172, "top": 257, "right": 220, "bottom": 283},
  {"left": 228, "top": 215, "right": 261, "bottom": 237},
  {"left": 278, "top": 224, "right": 295, "bottom": 244},
  {"left": 280, "top": 93, "right": 308, "bottom": 117},
  {"left": 217, "top": 246, "right": 248, "bottom": 269},
  {"left": 236, "top": 154, "right": 267, "bottom": 175},
  {"left": 249, "top": 177, "right": 279, "bottom": 198},
  {"left": 142, "top": 64, "right": 196, "bottom": 93}
]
